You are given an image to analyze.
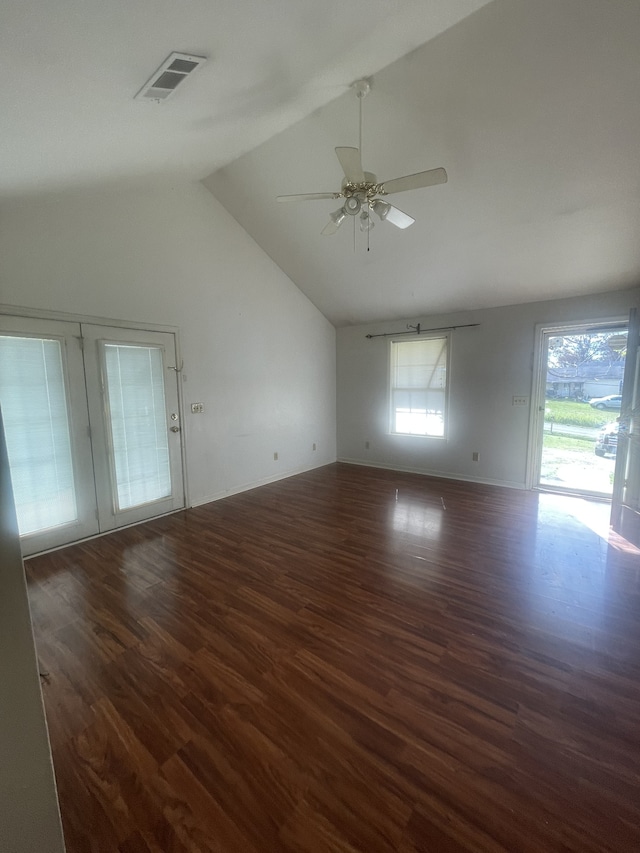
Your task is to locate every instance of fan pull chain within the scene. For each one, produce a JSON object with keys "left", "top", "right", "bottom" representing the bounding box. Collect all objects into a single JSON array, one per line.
[{"left": 359, "top": 89, "right": 363, "bottom": 163}]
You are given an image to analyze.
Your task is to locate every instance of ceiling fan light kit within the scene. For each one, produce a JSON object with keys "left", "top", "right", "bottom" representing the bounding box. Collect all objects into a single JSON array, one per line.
[
  {"left": 371, "top": 199, "right": 391, "bottom": 221},
  {"left": 359, "top": 210, "right": 374, "bottom": 232},
  {"left": 344, "top": 196, "right": 362, "bottom": 215},
  {"left": 325, "top": 207, "right": 348, "bottom": 234},
  {"left": 276, "top": 78, "right": 448, "bottom": 244}
]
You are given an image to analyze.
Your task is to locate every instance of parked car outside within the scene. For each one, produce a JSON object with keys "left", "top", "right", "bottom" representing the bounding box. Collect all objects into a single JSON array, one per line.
[
  {"left": 594, "top": 421, "right": 618, "bottom": 457},
  {"left": 589, "top": 394, "right": 622, "bottom": 410}
]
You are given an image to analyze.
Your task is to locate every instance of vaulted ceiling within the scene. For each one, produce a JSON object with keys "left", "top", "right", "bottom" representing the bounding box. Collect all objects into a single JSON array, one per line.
[
  {"left": 2, "top": 0, "right": 640, "bottom": 326},
  {"left": 205, "top": 0, "right": 640, "bottom": 325}
]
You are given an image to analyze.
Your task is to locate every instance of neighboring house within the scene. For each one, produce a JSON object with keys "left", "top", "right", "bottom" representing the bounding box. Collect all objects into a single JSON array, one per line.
[{"left": 546, "top": 364, "right": 624, "bottom": 400}]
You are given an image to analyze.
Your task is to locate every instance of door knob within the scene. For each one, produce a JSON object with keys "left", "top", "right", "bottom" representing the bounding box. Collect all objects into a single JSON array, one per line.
[{"left": 170, "top": 425, "right": 180, "bottom": 433}]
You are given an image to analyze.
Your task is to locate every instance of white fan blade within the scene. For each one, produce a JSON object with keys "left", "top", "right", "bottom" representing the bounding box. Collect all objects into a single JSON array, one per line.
[
  {"left": 335, "top": 147, "right": 365, "bottom": 183},
  {"left": 384, "top": 204, "right": 415, "bottom": 229},
  {"left": 380, "top": 167, "right": 448, "bottom": 195},
  {"left": 277, "top": 192, "right": 339, "bottom": 202}
]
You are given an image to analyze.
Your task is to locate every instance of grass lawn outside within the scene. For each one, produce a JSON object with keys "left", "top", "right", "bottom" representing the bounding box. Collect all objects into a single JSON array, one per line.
[
  {"left": 543, "top": 434, "right": 595, "bottom": 452},
  {"left": 544, "top": 399, "right": 614, "bottom": 428}
]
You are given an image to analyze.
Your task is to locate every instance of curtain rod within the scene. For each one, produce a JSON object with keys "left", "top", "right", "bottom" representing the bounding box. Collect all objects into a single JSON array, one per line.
[{"left": 365, "top": 322, "right": 480, "bottom": 339}]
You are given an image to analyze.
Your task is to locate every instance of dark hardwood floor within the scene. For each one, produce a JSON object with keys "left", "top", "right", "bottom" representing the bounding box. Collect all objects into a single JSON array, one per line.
[{"left": 26, "top": 463, "right": 640, "bottom": 852}]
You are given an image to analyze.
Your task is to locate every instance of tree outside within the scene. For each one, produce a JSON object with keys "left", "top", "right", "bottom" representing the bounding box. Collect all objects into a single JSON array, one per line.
[{"left": 548, "top": 332, "right": 625, "bottom": 375}]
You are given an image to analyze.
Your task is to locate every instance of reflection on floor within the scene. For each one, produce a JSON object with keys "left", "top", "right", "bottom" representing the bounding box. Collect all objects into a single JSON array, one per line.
[{"left": 26, "top": 463, "right": 640, "bottom": 852}]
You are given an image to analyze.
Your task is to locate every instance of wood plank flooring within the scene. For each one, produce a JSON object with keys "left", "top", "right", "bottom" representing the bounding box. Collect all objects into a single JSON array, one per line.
[{"left": 26, "top": 463, "right": 640, "bottom": 852}]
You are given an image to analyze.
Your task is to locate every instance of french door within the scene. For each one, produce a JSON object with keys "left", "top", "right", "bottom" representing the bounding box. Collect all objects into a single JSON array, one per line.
[{"left": 0, "top": 316, "right": 184, "bottom": 556}]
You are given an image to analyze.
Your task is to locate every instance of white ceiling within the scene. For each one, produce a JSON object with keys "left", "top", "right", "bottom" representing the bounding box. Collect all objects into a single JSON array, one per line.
[
  {"left": 2, "top": 0, "right": 640, "bottom": 327},
  {"left": 0, "top": 0, "right": 490, "bottom": 197}
]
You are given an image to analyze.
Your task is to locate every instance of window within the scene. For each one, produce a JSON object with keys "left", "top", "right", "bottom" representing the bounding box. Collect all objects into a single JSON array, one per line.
[{"left": 389, "top": 335, "right": 449, "bottom": 437}]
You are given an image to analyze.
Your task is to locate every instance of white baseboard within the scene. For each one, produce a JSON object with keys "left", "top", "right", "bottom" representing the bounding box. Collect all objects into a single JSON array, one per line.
[
  {"left": 190, "top": 457, "right": 337, "bottom": 508},
  {"left": 336, "top": 457, "right": 525, "bottom": 490}
]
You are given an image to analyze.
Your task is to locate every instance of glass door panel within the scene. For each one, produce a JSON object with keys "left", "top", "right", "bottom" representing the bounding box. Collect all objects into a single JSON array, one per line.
[
  {"left": 82, "top": 324, "right": 185, "bottom": 531},
  {"left": 1, "top": 336, "right": 77, "bottom": 531},
  {"left": 0, "top": 317, "right": 99, "bottom": 555},
  {"left": 531, "top": 322, "right": 627, "bottom": 497},
  {"left": 103, "top": 343, "right": 172, "bottom": 510}
]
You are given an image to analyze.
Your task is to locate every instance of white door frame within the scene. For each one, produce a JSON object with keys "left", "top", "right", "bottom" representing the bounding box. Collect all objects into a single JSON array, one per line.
[
  {"left": 611, "top": 307, "right": 640, "bottom": 543},
  {"left": 527, "top": 315, "right": 628, "bottom": 492}
]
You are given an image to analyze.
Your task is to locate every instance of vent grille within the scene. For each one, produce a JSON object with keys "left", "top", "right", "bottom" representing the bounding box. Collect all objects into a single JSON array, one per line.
[{"left": 135, "top": 52, "right": 207, "bottom": 104}]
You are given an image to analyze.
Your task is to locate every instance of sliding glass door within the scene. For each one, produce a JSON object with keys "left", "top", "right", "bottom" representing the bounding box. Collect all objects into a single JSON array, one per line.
[{"left": 0, "top": 316, "right": 185, "bottom": 556}]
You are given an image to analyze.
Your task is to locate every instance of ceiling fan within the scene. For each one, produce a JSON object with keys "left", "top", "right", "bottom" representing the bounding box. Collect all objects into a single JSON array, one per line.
[{"left": 277, "top": 79, "right": 447, "bottom": 237}]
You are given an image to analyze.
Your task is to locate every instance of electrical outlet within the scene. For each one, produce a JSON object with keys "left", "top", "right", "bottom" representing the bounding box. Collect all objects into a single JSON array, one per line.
[
  {"left": 312, "top": 443, "right": 316, "bottom": 451},
  {"left": 365, "top": 440, "right": 370, "bottom": 450},
  {"left": 273, "top": 452, "right": 278, "bottom": 461},
  {"left": 512, "top": 396, "right": 528, "bottom": 407},
  {"left": 472, "top": 451, "right": 480, "bottom": 462},
  {"left": 190, "top": 402, "right": 204, "bottom": 413}
]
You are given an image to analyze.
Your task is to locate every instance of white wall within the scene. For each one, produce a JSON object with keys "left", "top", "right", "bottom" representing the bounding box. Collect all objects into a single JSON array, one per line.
[
  {"left": 337, "top": 288, "right": 640, "bottom": 488},
  {"left": 0, "top": 179, "right": 336, "bottom": 506},
  {"left": 0, "top": 411, "right": 66, "bottom": 853}
]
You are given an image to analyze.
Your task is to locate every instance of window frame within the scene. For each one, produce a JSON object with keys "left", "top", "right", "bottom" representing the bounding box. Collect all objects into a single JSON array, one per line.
[{"left": 388, "top": 332, "right": 451, "bottom": 439}]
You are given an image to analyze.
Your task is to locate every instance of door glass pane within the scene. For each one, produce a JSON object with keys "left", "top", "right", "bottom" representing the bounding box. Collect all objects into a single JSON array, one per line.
[
  {"left": 103, "top": 343, "right": 171, "bottom": 511},
  {"left": 539, "top": 329, "right": 627, "bottom": 495},
  {"left": 0, "top": 335, "right": 78, "bottom": 534}
]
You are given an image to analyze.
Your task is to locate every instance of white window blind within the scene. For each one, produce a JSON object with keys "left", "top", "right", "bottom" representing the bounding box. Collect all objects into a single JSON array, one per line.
[
  {"left": 103, "top": 343, "right": 171, "bottom": 511},
  {"left": 390, "top": 336, "right": 448, "bottom": 436},
  {"left": 0, "top": 335, "right": 78, "bottom": 534}
]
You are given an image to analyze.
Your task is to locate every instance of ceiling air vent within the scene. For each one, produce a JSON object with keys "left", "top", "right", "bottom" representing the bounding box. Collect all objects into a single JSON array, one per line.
[{"left": 135, "top": 52, "right": 207, "bottom": 103}]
